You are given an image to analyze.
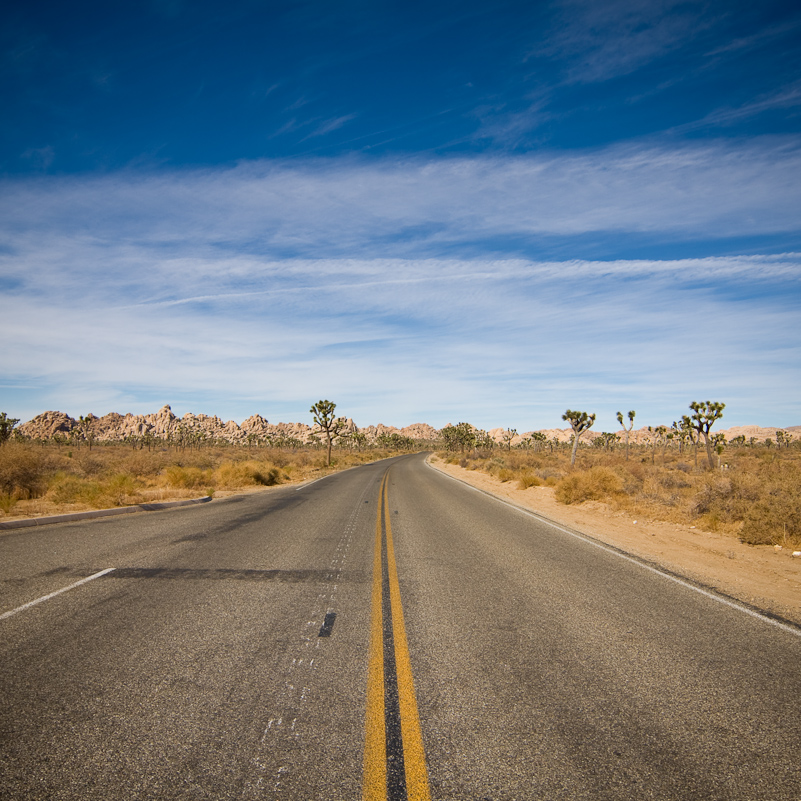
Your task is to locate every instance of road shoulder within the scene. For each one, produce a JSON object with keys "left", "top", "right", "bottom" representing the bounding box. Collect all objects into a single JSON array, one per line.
[{"left": 427, "top": 455, "right": 801, "bottom": 626}]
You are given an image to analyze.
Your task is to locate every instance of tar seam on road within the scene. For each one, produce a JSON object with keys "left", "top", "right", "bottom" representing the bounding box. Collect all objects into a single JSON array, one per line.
[
  {"left": 0, "top": 568, "right": 116, "bottom": 621},
  {"left": 428, "top": 459, "right": 801, "bottom": 639},
  {"left": 318, "top": 611, "right": 337, "bottom": 637},
  {"left": 363, "top": 472, "right": 431, "bottom": 801}
]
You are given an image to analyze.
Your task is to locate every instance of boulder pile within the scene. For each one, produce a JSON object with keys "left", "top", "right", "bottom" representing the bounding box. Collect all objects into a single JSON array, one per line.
[
  {"left": 17, "top": 406, "right": 439, "bottom": 446},
  {"left": 16, "top": 407, "right": 793, "bottom": 447}
]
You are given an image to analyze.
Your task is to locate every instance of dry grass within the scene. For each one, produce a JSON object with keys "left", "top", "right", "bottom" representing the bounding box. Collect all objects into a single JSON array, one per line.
[
  {"left": 0, "top": 442, "right": 396, "bottom": 520},
  {"left": 439, "top": 444, "right": 801, "bottom": 547}
]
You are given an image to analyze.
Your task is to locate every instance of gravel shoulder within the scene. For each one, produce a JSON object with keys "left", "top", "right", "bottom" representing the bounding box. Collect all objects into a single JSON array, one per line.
[{"left": 428, "top": 455, "right": 801, "bottom": 626}]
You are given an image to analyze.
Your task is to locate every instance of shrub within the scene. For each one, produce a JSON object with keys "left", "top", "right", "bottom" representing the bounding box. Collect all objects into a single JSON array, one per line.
[
  {"left": 738, "top": 462, "right": 801, "bottom": 546},
  {"left": 0, "top": 491, "right": 19, "bottom": 514},
  {"left": 47, "top": 473, "right": 87, "bottom": 504},
  {"left": 740, "top": 495, "right": 801, "bottom": 546},
  {"left": 555, "top": 467, "right": 622, "bottom": 505},
  {"left": 0, "top": 443, "right": 54, "bottom": 498},
  {"left": 45, "top": 472, "right": 141, "bottom": 508},
  {"left": 254, "top": 466, "right": 282, "bottom": 486},
  {"left": 165, "top": 465, "right": 213, "bottom": 489},
  {"left": 102, "top": 473, "right": 141, "bottom": 506},
  {"left": 120, "top": 450, "right": 168, "bottom": 477},
  {"left": 518, "top": 472, "right": 542, "bottom": 489},
  {"left": 214, "top": 461, "right": 282, "bottom": 489}
]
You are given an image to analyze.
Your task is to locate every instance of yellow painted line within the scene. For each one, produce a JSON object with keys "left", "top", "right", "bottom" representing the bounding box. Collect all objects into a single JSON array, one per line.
[
  {"left": 384, "top": 477, "right": 432, "bottom": 801},
  {"left": 363, "top": 472, "right": 431, "bottom": 801},
  {"left": 362, "top": 475, "right": 387, "bottom": 801}
]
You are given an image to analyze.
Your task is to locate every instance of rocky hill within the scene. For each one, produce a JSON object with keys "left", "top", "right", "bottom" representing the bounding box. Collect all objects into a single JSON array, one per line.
[
  {"left": 16, "top": 406, "right": 438, "bottom": 446},
  {"left": 15, "top": 407, "right": 795, "bottom": 447}
]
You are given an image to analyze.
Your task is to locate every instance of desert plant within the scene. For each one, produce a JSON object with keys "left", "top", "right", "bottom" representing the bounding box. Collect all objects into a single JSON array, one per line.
[
  {"left": 526, "top": 432, "right": 546, "bottom": 451},
  {"left": 310, "top": 399, "right": 347, "bottom": 467},
  {"left": 0, "top": 442, "right": 54, "bottom": 498},
  {"left": 562, "top": 409, "right": 596, "bottom": 467},
  {"left": 688, "top": 400, "right": 725, "bottom": 470},
  {"left": 594, "top": 432, "right": 620, "bottom": 451},
  {"left": 0, "top": 413, "right": 20, "bottom": 445},
  {"left": 555, "top": 467, "right": 622, "bottom": 504},
  {"left": 0, "top": 490, "right": 20, "bottom": 514},
  {"left": 165, "top": 465, "right": 213, "bottom": 489},
  {"left": 214, "top": 461, "right": 284, "bottom": 488},
  {"left": 518, "top": 472, "right": 542, "bottom": 489},
  {"left": 616, "top": 410, "right": 635, "bottom": 459},
  {"left": 78, "top": 414, "right": 97, "bottom": 450},
  {"left": 441, "top": 422, "right": 477, "bottom": 452},
  {"left": 47, "top": 474, "right": 87, "bottom": 504},
  {"left": 679, "top": 415, "right": 701, "bottom": 467}
]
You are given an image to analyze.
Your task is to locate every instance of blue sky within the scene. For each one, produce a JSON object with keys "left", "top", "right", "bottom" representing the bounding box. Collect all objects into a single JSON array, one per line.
[{"left": 2, "top": 0, "right": 800, "bottom": 431}]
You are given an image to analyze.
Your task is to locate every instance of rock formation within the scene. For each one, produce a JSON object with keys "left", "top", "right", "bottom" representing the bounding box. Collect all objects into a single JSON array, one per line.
[
  {"left": 16, "top": 406, "right": 439, "bottom": 446},
  {"left": 15, "top": 407, "right": 794, "bottom": 447}
]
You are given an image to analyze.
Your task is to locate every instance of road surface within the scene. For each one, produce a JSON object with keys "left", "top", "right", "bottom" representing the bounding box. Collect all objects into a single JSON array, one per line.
[{"left": 1, "top": 453, "right": 800, "bottom": 799}]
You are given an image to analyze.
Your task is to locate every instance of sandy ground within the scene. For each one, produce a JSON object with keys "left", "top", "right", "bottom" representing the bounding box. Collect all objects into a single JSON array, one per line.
[{"left": 429, "top": 456, "right": 801, "bottom": 626}]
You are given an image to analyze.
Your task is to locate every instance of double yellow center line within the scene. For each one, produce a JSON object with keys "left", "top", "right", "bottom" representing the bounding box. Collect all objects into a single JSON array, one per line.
[{"left": 363, "top": 472, "right": 431, "bottom": 801}]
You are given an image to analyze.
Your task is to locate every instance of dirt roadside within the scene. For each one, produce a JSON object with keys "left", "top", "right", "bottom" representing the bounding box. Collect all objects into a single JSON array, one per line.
[{"left": 428, "top": 456, "right": 801, "bottom": 626}]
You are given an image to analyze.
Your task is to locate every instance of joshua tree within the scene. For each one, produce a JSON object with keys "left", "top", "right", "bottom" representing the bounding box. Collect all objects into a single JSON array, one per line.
[
  {"left": 527, "top": 431, "right": 546, "bottom": 451},
  {"left": 646, "top": 425, "right": 668, "bottom": 464},
  {"left": 688, "top": 400, "right": 725, "bottom": 470},
  {"left": 502, "top": 428, "right": 517, "bottom": 450},
  {"left": 562, "top": 409, "right": 596, "bottom": 466},
  {"left": 0, "top": 413, "right": 20, "bottom": 445},
  {"left": 680, "top": 415, "right": 700, "bottom": 467},
  {"left": 593, "top": 432, "right": 620, "bottom": 451},
  {"left": 616, "top": 410, "right": 636, "bottom": 460},
  {"left": 310, "top": 399, "right": 346, "bottom": 466},
  {"left": 441, "top": 422, "right": 476, "bottom": 453},
  {"left": 712, "top": 432, "right": 727, "bottom": 468},
  {"left": 78, "top": 414, "right": 96, "bottom": 450},
  {"left": 474, "top": 430, "right": 495, "bottom": 451},
  {"left": 671, "top": 420, "right": 686, "bottom": 454}
]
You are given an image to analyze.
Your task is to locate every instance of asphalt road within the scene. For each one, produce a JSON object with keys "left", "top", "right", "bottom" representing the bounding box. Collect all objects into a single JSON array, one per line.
[{"left": 1, "top": 453, "right": 800, "bottom": 800}]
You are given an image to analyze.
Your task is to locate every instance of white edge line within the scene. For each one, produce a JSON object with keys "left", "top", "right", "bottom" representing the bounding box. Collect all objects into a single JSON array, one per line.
[
  {"left": 0, "top": 568, "right": 116, "bottom": 621},
  {"left": 426, "top": 459, "right": 801, "bottom": 639},
  {"left": 296, "top": 476, "right": 328, "bottom": 491}
]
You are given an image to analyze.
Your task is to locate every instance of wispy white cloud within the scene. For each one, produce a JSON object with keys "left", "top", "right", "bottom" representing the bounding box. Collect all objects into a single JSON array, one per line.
[
  {"left": 470, "top": 100, "right": 553, "bottom": 148},
  {"left": 539, "top": 0, "right": 708, "bottom": 84},
  {"left": 693, "top": 80, "right": 801, "bottom": 127},
  {"left": 1, "top": 142, "right": 800, "bottom": 428},
  {"left": 705, "top": 18, "right": 801, "bottom": 58},
  {"left": 305, "top": 113, "right": 359, "bottom": 139},
  {"left": 2, "top": 139, "right": 801, "bottom": 265},
  {"left": 2, "top": 250, "right": 799, "bottom": 427}
]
